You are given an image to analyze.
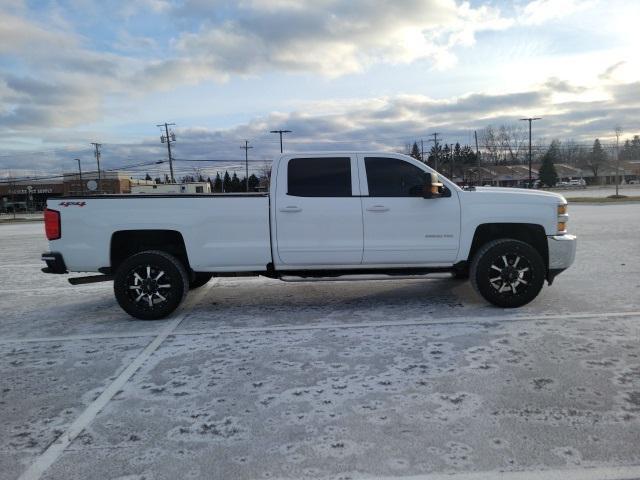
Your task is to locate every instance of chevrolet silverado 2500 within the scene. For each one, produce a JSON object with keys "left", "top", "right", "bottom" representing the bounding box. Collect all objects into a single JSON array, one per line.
[{"left": 41, "top": 152, "right": 577, "bottom": 319}]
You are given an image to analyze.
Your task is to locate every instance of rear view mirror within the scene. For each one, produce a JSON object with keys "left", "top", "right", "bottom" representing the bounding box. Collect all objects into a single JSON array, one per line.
[{"left": 423, "top": 172, "right": 444, "bottom": 199}]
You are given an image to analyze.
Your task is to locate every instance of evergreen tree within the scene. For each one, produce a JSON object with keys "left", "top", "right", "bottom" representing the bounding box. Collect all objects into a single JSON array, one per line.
[
  {"left": 154, "top": 177, "right": 161, "bottom": 184},
  {"left": 460, "top": 145, "right": 477, "bottom": 165},
  {"left": 427, "top": 144, "right": 442, "bottom": 169},
  {"left": 587, "top": 139, "right": 607, "bottom": 179},
  {"left": 410, "top": 142, "right": 422, "bottom": 162},
  {"left": 145, "top": 173, "right": 152, "bottom": 181},
  {"left": 248, "top": 174, "right": 260, "bottom": 191},
  {"left": 539, "top": 140, "right": 560, "bottom": 187},
  {"left": 230, "top": 172, "right": 241, "bottom": 192},
  {"left": 223, "top": 171, "right": 231, "bottom": 192},
  {"left": 213, "top": 173, "right": 223, "bottom": 192}
]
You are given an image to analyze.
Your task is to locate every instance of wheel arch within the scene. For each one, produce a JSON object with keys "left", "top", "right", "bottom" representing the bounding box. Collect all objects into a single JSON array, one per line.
[
  {"left": 466, "top": 223, "right": 548, "bottom": 269},
  {"left": 110, "top": 230, "right": 191, "bottom": 273}
]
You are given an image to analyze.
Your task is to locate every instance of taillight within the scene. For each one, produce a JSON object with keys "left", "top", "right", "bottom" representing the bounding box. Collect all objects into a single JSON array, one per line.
[{"left": 44, "top": 209, "right": 61, "bottom": 240}]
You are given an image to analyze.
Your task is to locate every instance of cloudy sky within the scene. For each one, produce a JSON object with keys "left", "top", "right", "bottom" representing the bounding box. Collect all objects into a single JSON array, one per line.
[{"left": 1, "top": 0, "right": 638, "bottom": 178}]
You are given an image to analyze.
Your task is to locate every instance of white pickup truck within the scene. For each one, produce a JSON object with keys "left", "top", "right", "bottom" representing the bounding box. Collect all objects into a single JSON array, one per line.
[{"left": 41, "top": 152, "right": 576, "bottom": 320}]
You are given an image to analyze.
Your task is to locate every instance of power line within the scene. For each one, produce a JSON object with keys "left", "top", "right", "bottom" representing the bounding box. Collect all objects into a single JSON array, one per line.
[{"left": 0, "top": 160, "right": 165, "bottom": 185}]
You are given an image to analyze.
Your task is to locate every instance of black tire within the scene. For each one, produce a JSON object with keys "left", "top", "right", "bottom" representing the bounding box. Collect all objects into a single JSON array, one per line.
[
  {"left": 114, "top": 250, "right": 189, "bottom": 320},
  {"left": 190, "top": 272, "right": 213, "bottom": 290},
  {"left": 470, "top": 239, "right": 545, "bottom": 308}
]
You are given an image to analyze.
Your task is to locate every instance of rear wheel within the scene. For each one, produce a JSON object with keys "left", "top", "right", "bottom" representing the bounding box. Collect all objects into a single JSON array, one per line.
[
  {"left": 470, "top": 239, "right": 545, "bottom": 308},
  {"left": 190, "top": 272, "right": 213, "bottom": 290},
  {"left": 114, "top": 250, "right": 188, "bottom": 320}
]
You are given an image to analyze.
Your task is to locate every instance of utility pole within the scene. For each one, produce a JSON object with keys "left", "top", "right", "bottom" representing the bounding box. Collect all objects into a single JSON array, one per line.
[
  {"left": 428, "top": 132, "right": 440, "bottom": 171},
  {"left": 520, "top": 117, "right": 541, "bottom": 187},
  {"left": 9, "top": 174, "right": 16, "bottom": 220},
  {"left": 75, "top": 158, "right": 83, "bottom": 195},
  {"left": 90, "top": 142, "right": 102, "bottom": 193},
  {"left": 474, "top": 130, "right": 481, "bottom": 185},
  {"left": 240, "top": 140, "right": 253, "bottom": 192},
  {"left": 615, "top": 126, "right": 623, "bottom": 197},
  {"left": 270, "top": 130, "right": 292, "bottom": 153},
  {"left": 449, "top": 144, "right": 454, "bottom": 180},
  {"left": 157, "top": 123, "right": 176, "bottom": 183}
]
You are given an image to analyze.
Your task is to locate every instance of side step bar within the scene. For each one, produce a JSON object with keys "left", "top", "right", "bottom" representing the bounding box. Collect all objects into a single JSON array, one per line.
[
  {"left": 279, "top": 273, "right": 452, "bottom": 283},
  {"left": 68, "top": 275, "right": 113, "bottom": 285}
]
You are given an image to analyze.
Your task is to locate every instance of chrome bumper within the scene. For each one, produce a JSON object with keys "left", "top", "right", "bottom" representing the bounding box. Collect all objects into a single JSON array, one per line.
[{"left": 547, "top": 234, "right": 577, "bottom": 271}]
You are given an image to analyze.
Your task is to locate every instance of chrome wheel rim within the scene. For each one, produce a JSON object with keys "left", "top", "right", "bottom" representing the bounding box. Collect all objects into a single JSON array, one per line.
[
  {"left": 488, "top": 253, "right": 532, "bottom": 296},
  {"left": 126, "top": 264, "right": 173, "bottom": 310}
]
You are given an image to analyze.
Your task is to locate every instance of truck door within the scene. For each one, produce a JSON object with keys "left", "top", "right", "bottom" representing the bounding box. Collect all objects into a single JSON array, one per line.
[
  {"left": 274, "top": 155, "right": 363, "bottom": 265},
  {"left": 358, "top": 155, "right": 460, "bottom": 265}
]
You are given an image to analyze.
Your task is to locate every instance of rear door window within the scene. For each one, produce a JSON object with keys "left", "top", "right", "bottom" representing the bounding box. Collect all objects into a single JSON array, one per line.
[{"left": 288, "top": 157, "right": 352, "bottom": 197}]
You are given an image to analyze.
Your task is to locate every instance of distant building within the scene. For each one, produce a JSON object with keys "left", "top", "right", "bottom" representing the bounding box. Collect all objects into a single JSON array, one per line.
[
  {"left": 130, "top": 182, "right": 211, "bottom": 194},
  {"left": 0, "top": 179, "right": 64, "bottom": 212},
  {"left": 63, "top": 171, "right": 153, "bottom": 196}
]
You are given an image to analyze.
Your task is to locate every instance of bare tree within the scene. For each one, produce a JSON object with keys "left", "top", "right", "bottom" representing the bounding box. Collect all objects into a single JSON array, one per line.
[
  {"left": 559, "top": 140, "right": 585, "bottom": 166},
  {"left": 481, "top": 126, "right": 500, "bottom": 164},
  {"left": 498, "top": 124, "right": 527, "bottom": 164}
]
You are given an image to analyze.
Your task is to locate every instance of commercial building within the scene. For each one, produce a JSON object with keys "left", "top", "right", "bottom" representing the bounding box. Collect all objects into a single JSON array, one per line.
[{"left": 130, "top": 182, "right": 211, "bottom": 194}]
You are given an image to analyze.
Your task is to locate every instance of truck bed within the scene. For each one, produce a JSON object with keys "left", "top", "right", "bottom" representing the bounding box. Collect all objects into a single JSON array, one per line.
[{"left": 48, "top": 194, "right": 272, "bottom": 273}]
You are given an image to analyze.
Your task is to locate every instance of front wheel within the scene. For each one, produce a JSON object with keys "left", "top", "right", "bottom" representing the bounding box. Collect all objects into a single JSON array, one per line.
[
  {"left": 114, "top": 250, "right": 189, "bottom": 320},
  {"left": 470, "top": 239, "right": 545, "bottom": 308}
]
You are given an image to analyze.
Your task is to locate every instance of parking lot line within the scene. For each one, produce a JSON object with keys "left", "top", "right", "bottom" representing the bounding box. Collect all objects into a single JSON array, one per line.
[
  {"left": 15, "top": 283, "right": 215, "bottom": 480},
  {"left": 176, "top": 309, "right": 640, "bottom": 336},
  {"left": 372, "top": 464, "right": 640, "bottom": 480},
  {"left": 2, "top": 310, "right": 639, "bottom": 346}
]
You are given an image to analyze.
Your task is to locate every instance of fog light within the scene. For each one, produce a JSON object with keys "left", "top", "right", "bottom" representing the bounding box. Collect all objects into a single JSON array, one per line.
[{"left": 557, "top": 222, "right": 567, "bottom": 233}]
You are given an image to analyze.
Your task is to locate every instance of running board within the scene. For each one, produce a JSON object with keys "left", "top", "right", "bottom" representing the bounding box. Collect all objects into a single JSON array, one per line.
[
  {"left": 68, "top": 275, "right": 114, "bottom": 285},
  {"left": 279, "top": 273, "right": 451, "bottom": 283}
]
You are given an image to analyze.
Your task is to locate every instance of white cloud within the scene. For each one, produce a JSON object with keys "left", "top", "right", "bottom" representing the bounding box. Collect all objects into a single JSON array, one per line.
[
  {"left": 166, "top": 0, "right": 513, "bottom": 76},
  {"left": 520, "top": 0, "right": 596, "bottom": 25}
]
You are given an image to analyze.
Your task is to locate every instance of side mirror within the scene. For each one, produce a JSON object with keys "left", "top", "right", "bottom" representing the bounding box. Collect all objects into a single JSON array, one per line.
[{"left": 423, "top": 172, "right": 443, "bottom": 199}]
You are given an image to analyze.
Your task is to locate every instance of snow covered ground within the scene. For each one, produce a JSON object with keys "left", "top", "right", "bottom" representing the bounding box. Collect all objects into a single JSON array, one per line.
[{"left": 1, "top": 204, "right": 639, "bottom": 480}]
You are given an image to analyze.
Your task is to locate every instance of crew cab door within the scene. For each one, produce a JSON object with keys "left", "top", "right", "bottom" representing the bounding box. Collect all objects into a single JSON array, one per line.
[
  {"left": 358, "top": 155, "right": 460, "bottom": 265},
  {"left": 274, "top": 155, "right": 363, "bottom": 265}
]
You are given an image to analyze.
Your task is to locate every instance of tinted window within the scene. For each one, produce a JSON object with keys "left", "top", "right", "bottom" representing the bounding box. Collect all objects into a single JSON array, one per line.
[
  {"left": 365, "top": 157, "right": 427, "bottom": 197},
  {"left": 288, "top": 157, "right": 352, "bottom": 197}
]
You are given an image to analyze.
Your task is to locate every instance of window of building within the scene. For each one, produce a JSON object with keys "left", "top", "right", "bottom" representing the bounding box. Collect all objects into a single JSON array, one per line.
[
  {"left": 365, "top": 157, "right": 427, "bottom": 197},
  {"left": 195, "top": 186, "right": 204, "bottom": 193},
  {"left": 287, "top": 157, "right": 352, "bottom": 197}
]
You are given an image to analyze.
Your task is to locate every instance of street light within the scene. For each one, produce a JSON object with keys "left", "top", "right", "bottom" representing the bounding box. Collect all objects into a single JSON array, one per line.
[
  {"left": 270, "top": 130, "right": 292, "bottom": 153},
  {"left": 614, "top": 126, "right": 623, "bottom": 197},
  {"left": 520, "top": 117, "right": 542, "bottom": 187}
]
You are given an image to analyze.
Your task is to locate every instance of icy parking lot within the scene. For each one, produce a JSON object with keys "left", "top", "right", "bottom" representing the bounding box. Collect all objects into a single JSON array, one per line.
[{"left": 1, "top": 204, "right": 640, "bottom": 480}]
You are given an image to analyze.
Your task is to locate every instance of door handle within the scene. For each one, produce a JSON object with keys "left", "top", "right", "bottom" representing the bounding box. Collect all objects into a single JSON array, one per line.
[
  {"left": 279, "top": 206, "right": 302, "bottom": 213},
  {"left": 366, "top": 205, "right": 389, "bottom": 212}
]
